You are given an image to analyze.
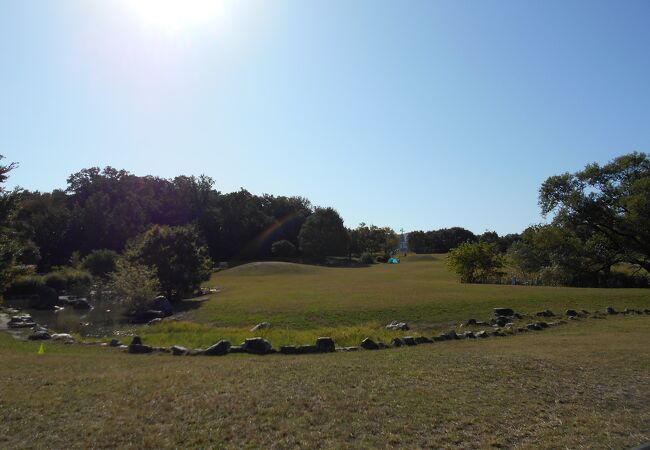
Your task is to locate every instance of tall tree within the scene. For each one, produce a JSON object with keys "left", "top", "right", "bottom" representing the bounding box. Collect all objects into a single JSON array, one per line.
[
  {"left": 539, "top": 152, "right": 650, "bottom": 272},
  {"left": 299, "top": 207, "right": 349, "bottom": 260},
  {"left": 0, "top": 155, "right": 20, "bottom": 293}
]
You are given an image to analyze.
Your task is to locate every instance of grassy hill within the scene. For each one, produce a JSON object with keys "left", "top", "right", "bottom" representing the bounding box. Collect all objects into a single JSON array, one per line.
[{"left": 136, "top": 254, "right": 649, "bottom": 348}]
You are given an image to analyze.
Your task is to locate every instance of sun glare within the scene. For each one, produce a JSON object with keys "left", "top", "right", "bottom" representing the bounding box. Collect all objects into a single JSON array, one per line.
[{"left": 123, "top": 0, "right": 224, "bottom": 33}]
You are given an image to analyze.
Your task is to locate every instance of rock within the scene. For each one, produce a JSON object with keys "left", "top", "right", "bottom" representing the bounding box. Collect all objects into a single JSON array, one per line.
[
  {"left": 385, "top": 321, "right": 409, "bottom": 331},
  {"left": 228, "top": 345, "right": 246, "bottom": 354},
  {"left": 526, "top": 323, "right": 542, "bottom": 331},
  {"left": 378, "top": 342, "right": 388, "bottom": 349},
  {"left": 250, "top": 322, "right": 272, "bottom": 332},
  {"left": 204, "top": 340, "right": 231, "bottom": 356},
  {"left": 152, "top": 295, "right": 173, "bottom": 316},
  {"left": 8, "top": 315, "right": 36, "bottom": 329},
  {"left": 495, "top": 316, "right": 510, "bottom": 327},
  {"left": 446, "top": 330, "right": 459, "bottom": 340},
  {"left": 391, "top": 337, "right": 404, "bottom": 347},
  {"left": 414, "top": 336, "right": 432, "bottom": 344},
  {"left": 128, "top": 344, "right": 153, "bottom": 354},
  {"left": 71, "top": 298, "right": 91, "bottom": 310},
  {"left": 565, "top": 309, "right": 578, "bottom": 317},
  {"left": 296, "top": 345, "right": 318, "bottom": 354},
  {"left": 171, "top": 345, "right": 188, "bottom": 356},
  {"left": 109, "top": 339, "right": 121, "bottom": 347},
  {"left": 580, "top": 309, "right": 590, "bottom": 315},
  {"left": 463, "top": 331, "right": 476, "bottom": 339},
  {"left": 476, "top": 330, "right": 489, "bottom": 338},
  {"left": 133, "top": 310, "right": 165, "bottom": 323},
  {"left": 51, "top": 333, "right": 74, "bottom": 342},
  {"left": 341, "top": 346, "right": 359, "bottom": 351},
  {"left": 315, "top": 337, "right": 336, "bottom": 353},
  {"left": 130, "top": 336, "right": 143, "bottom": 346},
  {"left": 536, "top": 321, "right": 549, "bottom": 329},
  {"left": 494, "top": 308, "right": 514, "bottom": 317},
  {"left": 360, "top": 337, "right": 379, "bottom": 350},
  {"left": 569, "top": 316, "right": 580, "bottom": 321},
  {"left": 28, "top": 330, "right": 51, "bottom": 340},
  {"left": 118, "top": 345, "right": 128, "bottom": 350},
  {"left": 606, "top": 306, "right": 618, "bottom": 315},
  {"left": 403, "top": 336, "right": 417, "bottom": 346},
  {"left": 465, "top": 319, "right": 477, "bottom": 326},
  {"left": 491, "top": 330, "right": 505, "bottom": 337},
  {"left": 241, "top": 337, "right": 273, "bottom": 355},
  {"left": 147, "top": 318, "right": 162, "bottom": 326},
  {"left": 536, "top": 310, "right": 554, "bottom": 317},
  {"left": 279, "top": 345, "right": 298, "bottom": 354}
]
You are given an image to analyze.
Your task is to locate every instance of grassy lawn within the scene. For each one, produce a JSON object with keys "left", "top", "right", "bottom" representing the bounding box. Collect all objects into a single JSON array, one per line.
[
  {"left": 1, "top": 316, "right": 649, "bottom": 449},
  {"left": 132, "top": 254, "right": 649, "bottom": 348}
]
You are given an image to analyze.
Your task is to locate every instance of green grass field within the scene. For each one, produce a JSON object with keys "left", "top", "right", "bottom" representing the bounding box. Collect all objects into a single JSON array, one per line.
[
  {"left": 137, "top": 254, "right": 649, "bottom": 348},
  {"left": 2, "top": 254, "right": 649, "bottom": 448}
]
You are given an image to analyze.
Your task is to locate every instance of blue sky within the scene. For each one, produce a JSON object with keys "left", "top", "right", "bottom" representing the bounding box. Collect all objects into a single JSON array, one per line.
[{"left": 1, "top": 0, "right": 649, "bottom": 234}]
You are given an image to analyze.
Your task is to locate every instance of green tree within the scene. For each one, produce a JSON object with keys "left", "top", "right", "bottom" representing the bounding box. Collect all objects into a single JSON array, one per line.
[
  {"left": 109, "top": 259, "right": 160, "bottom": 314},
  {"left": 82, "top": 249, "right": 119, "bottom": 278},
  {"left": 0, "top": 155, "right": 20, "bottom": 295},
  {"left": 127, "top": 225, "right": 212, "bottom": 300},
  {"left": 539, "top": 152, "right": 650, "bottom": 272},
  {"left": 447, "top": 241, "right": 504, "bottom": 283},
  {"left": 271, "top": 239, "right": 297, "bottom": 257},
  {"left": 298, "top": 207, "right": 349, "bottom": 260}
]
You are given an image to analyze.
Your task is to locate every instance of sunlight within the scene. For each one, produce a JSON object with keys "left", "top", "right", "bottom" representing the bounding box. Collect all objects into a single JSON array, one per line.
[{"left": 123, "top": 0, "right": 225, "bottom": 33}]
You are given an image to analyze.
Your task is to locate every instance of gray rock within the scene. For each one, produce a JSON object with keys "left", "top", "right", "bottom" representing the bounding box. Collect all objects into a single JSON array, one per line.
[
  {"left": 128, "top": 344, "right": 153, "bottom": 354},
  {"left": 71, "top": 298, "right": 91, "bottom": 310},
  {"left": 495, "top": 316, "right": 510, "bottom": 327},
  {"left": 296, "top": 345, "right": 318, "bottom": 354},
  {"left": 109, "top": 339, "right": 121, "bottom": 347},
  {"left": 130, "top": 336, "right": 143, "bottom": 346},
  {"left": 606, "top": 306, "right": 618, "bottom": 315},
  {"left": 403, "top": 336, "right": 417, "bottom": 346},
  {"left": 565, "top": 309, "right": 578, "bottom": 317},
  {"left": 250, "top": 322, "right": 272, "bottom": 332},
  {"left": 536, "top": 310, "right": 554, "bottom": 317},
  {"left": 315, "top": 337, "right": 336, "bottom": 353},
  {"left": 414, "top": 336, "right": 432, "bottom": 344},
  {"left": 476, "top": 330, "right": 489, "bottom": 338},
  {"left": 241, "top": 337, "right": 273, "bottom": 355},
  {"left": 385, "top": 321, "right": 409, "bottom": 331},
  {"left": 465, "top": 319, "right": 477, "bottom": 326},
  {"left": 527, "top": 323, "right": 542, "bottom": 331},
  {"left": 341, "top": 346, "right": 359, "bottom": 351},
  {"left": 279, "top": 345, "right": 298, "bottom": 354},
  {"left": 228, "top": 345, "right": 246, "bottom": 354},
  {"left": 171, "top": 345, "right": 188, "bottom": 356},
  {"left": 360, "top": 337, "right": 379, "bottom": 350},
  {"left": 28, "top": 330, "right": 51, "bottom": 340},
  {"left": 537, "top": 321, "right": 549, "bottom": 329},
  {"left": 204, "top": 340, "right": 231, "bottom": 356},
  {"left": 152, "top": 295, "right": 173, "bottom": 316},
  {"left": 391, "top": 337, "right": 404, "bottom": 347},
  {"left": 463, "top": 331, "right": 476, "bottom": 339},
  {"left": 494, "top": 308, "right": 514, "bottom": 317}
]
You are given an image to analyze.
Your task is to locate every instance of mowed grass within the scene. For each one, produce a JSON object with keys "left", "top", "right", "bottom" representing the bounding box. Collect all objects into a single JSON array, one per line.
[
  {"left": 190, "top": 255, "right": 650, "bottom": 329},
  {"left": 132, "top": 254, "right": 650, "bottom": 348},
  {"left": 1, "top": 316, "right": 649, "bottom": 449}
]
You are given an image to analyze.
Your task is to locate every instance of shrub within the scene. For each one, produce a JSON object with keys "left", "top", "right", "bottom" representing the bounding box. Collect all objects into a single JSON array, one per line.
[
  {"left": 271, "top": 240, "right": 297, "bottom": 257},
  {"left": 44, "top": 267, "right": 93, "bottom": 295},
  {"left": 110, "top": 259, "right": 160, "bottom": 314},
  {"left": 5, "top": 275, "right": 58, "bottom": 309},
  {"left": 359, "top": 252, "right": 375, "bottom": 264},
  {"left": 82, "top": 249, "right": 118, "bottom": 278}
]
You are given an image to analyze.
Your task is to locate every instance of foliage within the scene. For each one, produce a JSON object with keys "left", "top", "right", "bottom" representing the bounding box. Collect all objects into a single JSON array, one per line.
[
  {"left": 43, "top": 267, "right": 93, "bottom": 295},
  {"left": 82, "top": 249, "right": 119, "bottom": 278},
  {"left": 298, "top": 207, "right": 349, "bottom": 260},
  {"left": 447, "top": 242, "right": 504, "bottom": 283},
  {"left": 127, "top": 224, "right": 212, "bottom": 300},
  {"left": 271, "top": 239, "right": 297, "bottom": 257},
  {"left": 359, "top": 252, "right": 376, "bottom": 264},
  {"left": 408, "top": 227, "right": 477, "bottom": 253},
  {"left": 349, "top": 223, "right": 399, "bottom": 255},
  {"left": 109, "top": 259, "right": 160, "bottom": 314},
  {"left": 539, "top": 152, "right": 650, "bottom": 273},
  {"left": 5, "top": 275, "right": 58, "bottom": 309},
  {"left": 0, "top": 155, "right": 20, "bottom": 295}
]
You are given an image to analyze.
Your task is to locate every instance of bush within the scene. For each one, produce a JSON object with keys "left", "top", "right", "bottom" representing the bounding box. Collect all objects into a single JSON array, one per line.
[
  {"left": 5, "top": 275, "right": 58, "bottom": 309},
  {"left": 359, "top": 252, "right": 375, "bottom": 264},
  {"left": 271, "top": 240, "right": 297, "bottom": 257},
  {"left": 44, "top": 267, "right": 93, "bottom": 295},
  {"left": 82, "top": 249, "right": 118, "bottom": 278},
  {"left": 110, "top": 260, "right": 160, "bottom": 314}
]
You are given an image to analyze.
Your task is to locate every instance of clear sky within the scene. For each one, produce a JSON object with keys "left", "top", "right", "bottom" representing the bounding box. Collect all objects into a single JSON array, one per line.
[{"left": 1, "top": 1, "right": 649, "bottom": 235}]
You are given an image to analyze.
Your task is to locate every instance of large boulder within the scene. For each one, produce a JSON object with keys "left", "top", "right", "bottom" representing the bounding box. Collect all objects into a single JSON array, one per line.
[
  {"left": 494, "top": 308, "right": 515, "bottom": 317},
  {"left": 204, "top": 340, "right": 231, "bottom": 356},
  {"left": 296, "top": 345, "right": 318, "bottom": 354},
  {"left": 360, "top": 338, "right": 379, "bottom": 350},
  {"left": 130, "top": 336, "right": 143, "bottom": 346},
  {"left": 494, "top": 316, "right": 510, "bottom": 327},
  {"left": 280, "top": 345, "right": 299, "bottom": 355},
  {"left": 391, "top": 337, "right": 404, "bottom": 347},
  {"left": 128, "top": 344, "right": 153, "bottom": 354},
  {"left": 315, "top": 337, "right": 336, "bottom": 353},
  {"left": 241, "top": 337, "right": 273, "bottom": 355},
  {"left": 28, "top": 330, "right": 51, "bottom": 340},
  {"left": 152, "top": 296, "right": 174, "bottom": 316},
  {"left": 51, "top": 333, "right": 74, "bottom": 342}
]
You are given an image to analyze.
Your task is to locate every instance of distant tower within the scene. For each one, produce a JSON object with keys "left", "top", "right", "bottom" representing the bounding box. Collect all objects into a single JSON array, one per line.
[{"left": 399, "top": 228, "right": 408, "bottom": 252}]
